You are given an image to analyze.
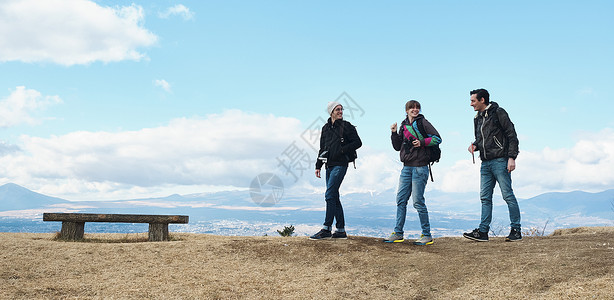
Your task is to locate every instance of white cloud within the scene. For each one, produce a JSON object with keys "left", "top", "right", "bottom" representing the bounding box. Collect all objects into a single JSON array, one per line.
[
  {"left": 438, "top": 128, "right": 614, "bottom": 198},
  {"left": 0, "top": 0, "right": 157, "bottom": 65},
  {"left": 339, "top": 148, "right": 401, "bottom": 194},
  {"left": 2, "top": 103, "right": 612, "bottom": 202},
  {"left": 576, "top": 87, "right": 595, "bottom": 96},
  {"left": 514, "top": 128, "right": 614, "bottom": 195},
  {"left": 439, "top": 160, "right": 481, "bottom": 194},
  {"left": 0, "top": 86, "right": 62, "bottom": 127},
  {"left": 159, "top": 4, "right": 194, "bottom": 20},
  {"left": 154, "top": 79, "right": 171, "bottom": 93},
  {"left": 0, "top": 110, "right": 303, "bottom": 200}
]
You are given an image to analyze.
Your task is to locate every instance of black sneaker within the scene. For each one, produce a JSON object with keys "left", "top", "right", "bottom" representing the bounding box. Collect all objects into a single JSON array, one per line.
[
  {"left": 463, "top": 228, "right": 489, "bottom": 242},
  {"left": 332, "top": 231, "right": 347, "bottom": 239},
  {"left": 309, "top": 229, "right": 332, "bottom": 240},
  {"left": 506, "top": 228, "right": 522, "bottom": 242}
]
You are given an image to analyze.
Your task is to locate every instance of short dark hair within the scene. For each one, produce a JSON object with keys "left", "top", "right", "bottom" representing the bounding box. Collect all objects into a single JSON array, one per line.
[
  {"left": 405, "top": 100, "right": 421, "bottom": 111},
  {"left": 470, "top": 89, "right": 489, "bottom": 105}
]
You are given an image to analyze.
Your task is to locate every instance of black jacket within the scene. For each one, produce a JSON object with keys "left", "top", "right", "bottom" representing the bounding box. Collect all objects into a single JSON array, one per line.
[
  {"left": 473, "top": 102, "right": 519, "bottom": 161},
  {"left": 315, "top": 118, "right": 362, "bottom": 169}
]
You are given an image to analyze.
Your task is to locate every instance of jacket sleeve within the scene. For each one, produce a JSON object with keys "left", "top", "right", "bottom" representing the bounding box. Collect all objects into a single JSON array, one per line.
[
  {"left": 315, "top": 125, "right": 326, "bottom": 170},
  {"left": 391, "top": 128, "right": 403, "bottom": 151},
  {"left": 472, "top": 117, "right": 479, "bottom": 150},
  {"left": 420, "top": 119, "right": 442, "bottom": 147},
  {"left": 496, "top": 108, "right": 519, "bottom": 159},
  {"left": 341, "top": 121, "right": 362, "bottom": 154}
]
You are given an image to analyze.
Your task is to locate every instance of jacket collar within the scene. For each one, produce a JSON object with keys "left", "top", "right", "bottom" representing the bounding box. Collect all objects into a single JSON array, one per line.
[
  {"left": 475, "top": 102, "right": 499, "bottom": 118},
  {"left": 327, "top": 117, "right": 344, "bottom": 127},
  {"left": 403, "top": 114, "right": 424, "bottom": 125}
]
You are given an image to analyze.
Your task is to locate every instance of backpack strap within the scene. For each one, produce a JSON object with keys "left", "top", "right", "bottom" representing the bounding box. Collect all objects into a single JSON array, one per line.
[
  {"left": 339, "top": 122, "right": 357, "bottom": 169},
  {"left": 416, "top": 118, "right": 427, "bottom": 140},
  {"left": 428, "top": 162, "right": 434, "bottom": 182},
  {"left": 417, "top": 118, "right": 435, "bottom": 182}
]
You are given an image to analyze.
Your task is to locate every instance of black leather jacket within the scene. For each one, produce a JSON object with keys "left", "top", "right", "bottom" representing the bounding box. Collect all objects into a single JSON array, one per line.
[
  {"left": 315, "top": 118, "right": 362, "bottom": 169},
  {"left": 473, "top": 102, "right": 519, "bottom": 161}
]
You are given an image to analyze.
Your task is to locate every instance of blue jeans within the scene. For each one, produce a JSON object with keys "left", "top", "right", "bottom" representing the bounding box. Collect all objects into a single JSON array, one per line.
[
  {"left": 323, "top": 165, "right": 348, "bottom": 231},
  {"left": 394, "top": 165, "right": 430, "bottom": 236},
  {"left": 479, "top": 157, "right": 521, "bottom": 233}
]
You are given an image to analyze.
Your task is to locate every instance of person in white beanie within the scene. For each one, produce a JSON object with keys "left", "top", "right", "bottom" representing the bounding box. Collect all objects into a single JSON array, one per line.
[{"left": 310, "top": 101, "right": 362, "bottom": 240}]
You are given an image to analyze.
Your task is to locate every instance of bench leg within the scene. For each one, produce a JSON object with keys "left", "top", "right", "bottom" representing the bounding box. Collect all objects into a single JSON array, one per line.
[
  {"left": 60, "top": 221, "right": 85, "bottom": 240},
  {"left": 148, "top": 223, "right": 169, "bottom": 241}
]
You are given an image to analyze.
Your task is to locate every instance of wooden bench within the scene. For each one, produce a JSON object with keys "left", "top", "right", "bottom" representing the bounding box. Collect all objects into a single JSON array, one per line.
[{"left": 43, "top": 213, "right": 189, "bottom": 241}]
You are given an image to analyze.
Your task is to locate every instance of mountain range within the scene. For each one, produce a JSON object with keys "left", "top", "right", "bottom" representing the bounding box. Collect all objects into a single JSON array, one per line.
[{"left": 0, "top": 183, "right": 612, "bottom": 237}]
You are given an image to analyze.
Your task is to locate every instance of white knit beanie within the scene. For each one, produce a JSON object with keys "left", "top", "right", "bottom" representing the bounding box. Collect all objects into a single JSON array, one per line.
[{"left": 327, "top": 101, "right": 342, "bottom": 116}]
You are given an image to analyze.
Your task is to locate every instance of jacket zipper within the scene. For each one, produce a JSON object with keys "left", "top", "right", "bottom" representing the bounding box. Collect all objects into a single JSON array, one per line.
[{"left": 493, "top": 136, "right": 504, "bottom": 150}]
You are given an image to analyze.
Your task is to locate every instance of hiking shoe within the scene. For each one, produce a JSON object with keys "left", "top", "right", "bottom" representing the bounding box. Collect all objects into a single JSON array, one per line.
[
  {"left": 505, "top": 228, "right": 522, "bottom": 242},
  {"left": 309, "top": 229, "right": 332, "bottom": 240},
  {"left": 332, "top": 231, "right": 348, "bottom": 239},
  {"left": 463, "top": 228, "right": 489, "bottom": 242},
  {"left": 383, "top": 232, "right": 404, "bottom": 243},
  {"left": 413, "top": 235, "right": 434, "bottom": 245}
]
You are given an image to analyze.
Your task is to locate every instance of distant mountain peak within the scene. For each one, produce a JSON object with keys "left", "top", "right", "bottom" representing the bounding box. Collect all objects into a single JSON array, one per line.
[
  {"left": 0, "top": 183, "right": 67, "bottom": 211},
  {"left": 1, "top": 182, "right": 27, "bottom": 189}
]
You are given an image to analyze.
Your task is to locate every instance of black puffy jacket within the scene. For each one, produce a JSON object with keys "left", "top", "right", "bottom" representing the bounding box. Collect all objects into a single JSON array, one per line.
[
  {"left": 315, "top": 118, "right": 362, "bottom": 169},
  {"left": 473, "top": 102, "right": 519, "bottom": 161}
]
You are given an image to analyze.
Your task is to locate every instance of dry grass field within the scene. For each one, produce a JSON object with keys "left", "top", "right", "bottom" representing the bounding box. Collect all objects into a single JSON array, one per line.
[{"left": 1, "top": 226, "right": 613, "bottom": 299}]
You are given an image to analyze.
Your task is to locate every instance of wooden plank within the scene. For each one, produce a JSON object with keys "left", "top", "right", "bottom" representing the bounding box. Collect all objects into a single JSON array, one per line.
[{"left": 43, "top": 213, "right": 188, "bottom": 224}]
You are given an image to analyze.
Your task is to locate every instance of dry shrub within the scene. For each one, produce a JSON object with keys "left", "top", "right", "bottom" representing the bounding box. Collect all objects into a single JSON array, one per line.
[
  {"left": 551, "top": 226, "right": 614, "bottom": 236},
  {"left": 523, "top": 220, "right": 549, "bottom": 237}
]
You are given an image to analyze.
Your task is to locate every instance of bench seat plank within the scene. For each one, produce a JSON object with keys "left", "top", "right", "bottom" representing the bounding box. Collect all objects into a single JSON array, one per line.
[{"left": 43, "top": 213, "right": 188, "bottom": 224}]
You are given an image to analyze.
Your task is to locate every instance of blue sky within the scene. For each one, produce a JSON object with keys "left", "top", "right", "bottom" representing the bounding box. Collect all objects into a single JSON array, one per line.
[{"left": 0, "top": 0, "right": 612, "bottom": 201}]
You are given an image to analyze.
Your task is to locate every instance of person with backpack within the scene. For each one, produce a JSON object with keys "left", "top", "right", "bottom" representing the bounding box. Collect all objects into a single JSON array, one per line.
[
  {"left": 463, "top": 88, "right": 522, "bottom": 242},
  {"left": 310, "top": 101, "right": 362, "bottom": 240},
  {"left": 384, "top": 100, "right": 442, "bottom": 245}
]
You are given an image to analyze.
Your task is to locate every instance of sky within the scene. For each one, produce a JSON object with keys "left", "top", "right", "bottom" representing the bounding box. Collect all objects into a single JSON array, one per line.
[{"left": 0, "top": 0, "right": 612, "bottom": 202}]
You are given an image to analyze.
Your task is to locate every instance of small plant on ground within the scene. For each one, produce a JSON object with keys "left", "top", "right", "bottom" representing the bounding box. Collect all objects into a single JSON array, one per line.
[
  {"left": 523, "top": 220, "right": 549, "bottom": 237},
  {"left": 277, "top": 225, "right": 295, "bottom": 237},
  {"left": 52, "top": 231, "right": 64, "bottom": 240},
  {"left": 489, "top": 218, "right": 505, "bottom": 237}
]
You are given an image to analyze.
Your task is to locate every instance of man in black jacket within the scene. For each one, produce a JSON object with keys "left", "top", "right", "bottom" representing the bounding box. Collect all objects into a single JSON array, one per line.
[
  {"left": 463, "top": 88, "right": 522, "bottom": 242},
  {"left": 310, "top": 101, "right": 362, "bottom": 240}
]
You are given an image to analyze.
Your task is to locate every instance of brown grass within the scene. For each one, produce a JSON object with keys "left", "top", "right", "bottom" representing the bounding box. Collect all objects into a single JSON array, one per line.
[{"left": 1, "top": 227, "right": 613, "bottom": 299}]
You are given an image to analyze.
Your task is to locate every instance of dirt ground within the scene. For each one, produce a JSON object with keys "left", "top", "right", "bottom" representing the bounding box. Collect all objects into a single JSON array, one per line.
[{"left": 1, "top": 226, "right": 613, "bottom": 299}]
